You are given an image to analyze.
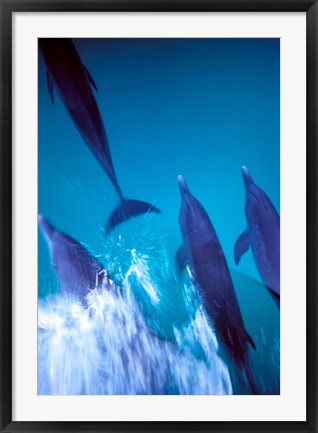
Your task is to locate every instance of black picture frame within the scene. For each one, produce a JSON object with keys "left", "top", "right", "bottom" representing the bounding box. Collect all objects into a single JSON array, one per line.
[{"left": 1, "top": 1, "right": 317, "bottom": 432}]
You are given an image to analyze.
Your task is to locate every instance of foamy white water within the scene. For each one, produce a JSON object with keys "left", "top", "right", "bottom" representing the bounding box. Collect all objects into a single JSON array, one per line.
[{"left": 38, "top": 248, "right": 232, "bottom": 395}]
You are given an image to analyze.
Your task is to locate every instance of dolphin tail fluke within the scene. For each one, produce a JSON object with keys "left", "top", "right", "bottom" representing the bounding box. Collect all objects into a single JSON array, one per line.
[{"left": 105, "top": 199, "right": 161, "bottom": 234}]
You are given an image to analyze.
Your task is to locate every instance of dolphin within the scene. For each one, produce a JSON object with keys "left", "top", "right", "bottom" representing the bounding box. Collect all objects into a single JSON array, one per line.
[
  {"left": 234, "top": 166, "right": 280, "bottom": 307},
  {"left": 38, "top": 38, "right": 160, "bottom": 233},
  {"left": 38, "top": 215, "right": 113, "bottom": 299},
  {"left": 176, "top": 176, "right": 258, "bottom": 394}
]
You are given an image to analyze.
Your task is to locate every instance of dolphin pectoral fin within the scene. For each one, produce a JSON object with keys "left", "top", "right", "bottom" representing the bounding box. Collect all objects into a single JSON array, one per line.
[
  {"left": 234, "top": 230, "right": 250, "bottom": 265},
  {"left": 83, "top": 65, "right": 98, "bottom": 92},
  {"left": 176, "top": 245, "right": 188, "bottom": 272},
  {"left": 266, "top": 287, "right": 280, "bottom": 308},
  {"left": 105, "top": 199, "right": 161, "bottom": 234},
  {"left": 245, "top": 330, "right": 256, "bottom": 350},
  {"left": 46, "top": 71, "right": 55, "bottom": 105}
]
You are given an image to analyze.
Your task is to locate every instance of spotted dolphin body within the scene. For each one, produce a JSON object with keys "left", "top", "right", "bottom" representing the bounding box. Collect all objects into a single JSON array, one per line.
[
  {"left": 234, "top": 167, "right": 280, "bottom": 307},
  {"left": 39, "top": 39, "right": 160, "bottom": 233},
  {"left": 176, "top": 176, "right": 258, "bottom": 394},
  {"left": 38, "top": 215, "right": 115, "bottom": 299}
]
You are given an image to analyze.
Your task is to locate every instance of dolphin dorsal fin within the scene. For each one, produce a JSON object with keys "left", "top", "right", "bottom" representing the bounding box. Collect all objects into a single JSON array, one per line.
[
  {"left": 46, "top": 71, "right": 54, "bottom": 104},
  {"left": 83, "top": 65, "right": 98, "bottom": 92},
  {"left": 176, "top": 245, "right": 188, "bottom": 272},
  {"left": 234, "top": 230, "right": 250, "bottom": 265}
]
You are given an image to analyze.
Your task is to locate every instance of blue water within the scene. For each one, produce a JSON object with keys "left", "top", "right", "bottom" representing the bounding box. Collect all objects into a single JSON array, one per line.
[{"left": 38, "top": 38, "right": 280, "bottom": 395}]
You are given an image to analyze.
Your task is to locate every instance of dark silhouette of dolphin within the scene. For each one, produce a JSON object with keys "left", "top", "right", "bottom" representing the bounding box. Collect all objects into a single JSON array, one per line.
[
  {"left": 234, "top": 166, "right": 280, "bottom": 307},
  {"left": 176, "top": 175, "right": 258, "bottom": 394},
  {"left": 38, "top": 215, "right": 112, "bottom": 299},
  {"left": 39, "top": 38, "right": 160, "bottom": 233}
]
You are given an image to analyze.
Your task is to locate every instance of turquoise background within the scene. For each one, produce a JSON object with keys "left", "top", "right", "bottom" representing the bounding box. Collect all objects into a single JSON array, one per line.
[{"left": 38, "top": 38, "right": 280, "bottom": 394}]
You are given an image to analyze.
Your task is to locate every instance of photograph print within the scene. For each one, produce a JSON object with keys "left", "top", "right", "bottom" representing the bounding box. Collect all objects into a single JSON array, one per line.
[{"left": 38, "top": 38, "right": 280, "bottom": 395}]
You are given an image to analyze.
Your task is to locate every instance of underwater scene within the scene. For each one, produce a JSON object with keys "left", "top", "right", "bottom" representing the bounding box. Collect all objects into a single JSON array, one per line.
[{"left": 38, "top": 38, "right": 280, "bottom": 395}]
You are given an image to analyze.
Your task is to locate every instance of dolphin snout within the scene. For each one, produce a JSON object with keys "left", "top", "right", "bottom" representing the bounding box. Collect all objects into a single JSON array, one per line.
[
  {"left": 242, "top": 166, "right": 254, "bottom": 188},
  {"left": 38, "top": 215, "right": 55, "bottom": 241},
  {"left": 178, "top": 175, "right": 190, "bottom": 196},
  {"left": 38, "top": 214, "right": 45, "bottom": 225}
]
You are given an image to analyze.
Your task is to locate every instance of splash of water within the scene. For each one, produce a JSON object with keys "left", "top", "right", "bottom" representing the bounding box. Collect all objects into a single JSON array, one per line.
[{"left": 38, "top": 245, "right": 232, "bottom": 395}]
